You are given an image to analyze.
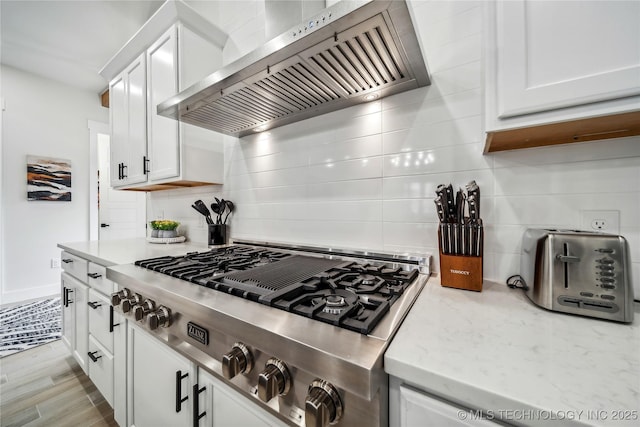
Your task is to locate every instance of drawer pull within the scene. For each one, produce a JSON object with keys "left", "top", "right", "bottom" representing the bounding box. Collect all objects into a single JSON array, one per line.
[
  {"left": 88, "top": 351, "right": 102, "bottom": 362},
  {"left": 87, "top": 301, "right": 102, "bottom": 309},
  {"left": 62, "top": 259, "right": 73, "bottom": 264},
  {"left": 87, "top": 272, "right": 102, "bottom": 279}
]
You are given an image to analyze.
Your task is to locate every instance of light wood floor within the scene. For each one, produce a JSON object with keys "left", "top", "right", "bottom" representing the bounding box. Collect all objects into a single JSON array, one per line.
[{"left": 0, "top": 339, "right": 118, "bottom": 427}]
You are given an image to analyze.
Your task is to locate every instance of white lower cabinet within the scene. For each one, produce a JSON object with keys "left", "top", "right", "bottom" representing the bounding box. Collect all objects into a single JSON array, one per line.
[
  {"left": 391, "top": 377, "right": 501, "bottom": 427},
  {"left": 113, "top": 310, "right": 127, "bottom": 427},
  {"left": 88, "top": 289, "right": 114, "bottom": 352},
  {"left": 88, "top": 335, "right": 115, "bottom": 406},
  {"left": 61, "top": 272, "right": 88, "bottom": 374},
  {"left": 127, "top": 323, "right": 195, "bottom": 427},
  {"left": 125, "top": 323, "right": 286, "bottom": 427},
  {"left": 196, "top": 369, "right": 286, "bottom": 427},
  {"left": 61, "top": 254, "right": 126, "bottom": 426}
]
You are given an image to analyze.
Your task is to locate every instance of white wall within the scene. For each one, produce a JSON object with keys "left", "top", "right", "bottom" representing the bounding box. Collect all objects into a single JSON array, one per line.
[
  {"left": 149, "top": 1, "right": 640, "bottom": 296},
  {"left": 0, "top": 65, "right": 108, "bottom": 304}
]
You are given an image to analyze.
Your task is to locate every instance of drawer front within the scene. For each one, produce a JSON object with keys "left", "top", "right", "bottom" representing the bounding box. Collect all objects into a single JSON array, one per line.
[
  {"left": 61, "top": 251, "right": 88, "bottom": 282},
  {"left": 88, "top": 289, "right": 114, "bottom": 353},
  {"left": 88, "top": 335, "right": 114, "bottom": 407},
  {"left": 88, "top": 263, "right": 116, "bottom": 295}
]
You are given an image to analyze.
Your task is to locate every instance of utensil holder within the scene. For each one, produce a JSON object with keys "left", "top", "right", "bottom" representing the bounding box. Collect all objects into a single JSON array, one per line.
[
  {"left": 438, "top": 226, "right": 483, "bottom": 291},
  {"left": 208, "top": 224, "right": 227, "bottom": 246}
]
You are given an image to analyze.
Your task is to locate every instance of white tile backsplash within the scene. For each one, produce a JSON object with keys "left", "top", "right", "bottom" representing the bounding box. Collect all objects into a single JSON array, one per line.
[{"left": 149, "top": 0, "right": 640, "bottom": 289}]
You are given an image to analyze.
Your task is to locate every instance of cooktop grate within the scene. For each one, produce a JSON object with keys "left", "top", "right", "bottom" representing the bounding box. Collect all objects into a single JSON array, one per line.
[{"left": 221, "top": 255, "right": 344, "bottom": 291}]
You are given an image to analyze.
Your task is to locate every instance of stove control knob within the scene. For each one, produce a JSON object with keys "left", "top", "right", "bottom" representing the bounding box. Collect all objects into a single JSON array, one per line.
[
  {"left": 110, "top": 288, "right": 131, "bottom": 306},
  {"left": 305, "top": 379, "right": 343, "bottom": 427},
  {"left": 121, "top": 294, "right": 142, "bottom": 313},
  {"left": 257, "top": 358, "right": 291, "bottom": 402},
  {"left": 132, "top": 299, "right": 156, "bottom": 321},
  {"left": 222, "top": 342, "right": 253, "bottom": 380},
  {"left": 148, "top": 306, "right": 172, "bottom": 330}
]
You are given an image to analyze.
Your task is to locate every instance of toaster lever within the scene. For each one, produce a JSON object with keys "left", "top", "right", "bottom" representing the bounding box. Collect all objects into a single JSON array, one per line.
[{"left": 556, "top": 255, "right": 581, "bottom": 263}]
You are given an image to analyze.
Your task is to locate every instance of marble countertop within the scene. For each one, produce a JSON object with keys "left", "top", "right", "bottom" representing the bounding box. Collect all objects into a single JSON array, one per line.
[
  {"left": 385, "top": 277, "right": 640, "bottom": 427},
  {"left": 58, "top": 238, "right": 210, "bottom": 266}
]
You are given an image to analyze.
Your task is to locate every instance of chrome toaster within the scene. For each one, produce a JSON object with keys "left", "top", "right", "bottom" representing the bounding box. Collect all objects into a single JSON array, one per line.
[{"left": 520, "top": 229, "right": 634, "bottom": 323}]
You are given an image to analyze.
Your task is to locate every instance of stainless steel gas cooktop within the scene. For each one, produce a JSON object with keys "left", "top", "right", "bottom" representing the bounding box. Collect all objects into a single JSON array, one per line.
[{"left": 107, "top": 240, "right": 430, "bottom": 427}]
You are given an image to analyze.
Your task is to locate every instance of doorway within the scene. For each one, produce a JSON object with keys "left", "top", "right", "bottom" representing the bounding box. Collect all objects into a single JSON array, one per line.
[{"left": 88, "top": 121, "right": 146, "bottom": 240}]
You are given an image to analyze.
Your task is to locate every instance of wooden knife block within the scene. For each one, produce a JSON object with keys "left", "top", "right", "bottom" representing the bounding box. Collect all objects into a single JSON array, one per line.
[
  {"left": 437, "top": 225, "right": 483, "bottom": 291},
  {"left": 438, "top": 252, "right": 483, "bottom": 291}
]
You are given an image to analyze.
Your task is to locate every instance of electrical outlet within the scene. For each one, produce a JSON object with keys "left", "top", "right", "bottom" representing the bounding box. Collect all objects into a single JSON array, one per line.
[
  {"left": 51, "top": 258, "right": 61, "bottom": 269},
  {"left": 580, "top": 210, "right": 620, "bottom": 234}
]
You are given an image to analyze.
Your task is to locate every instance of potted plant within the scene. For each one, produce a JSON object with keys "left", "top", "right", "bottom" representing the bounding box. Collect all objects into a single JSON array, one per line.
[{"left": 150, "top": 220, "right": 180, "bottom": 238}]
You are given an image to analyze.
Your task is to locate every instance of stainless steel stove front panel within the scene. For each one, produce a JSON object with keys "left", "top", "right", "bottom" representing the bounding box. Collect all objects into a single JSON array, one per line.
[{"left": 107, "top": 264, "right": 427, "bottom": 400}]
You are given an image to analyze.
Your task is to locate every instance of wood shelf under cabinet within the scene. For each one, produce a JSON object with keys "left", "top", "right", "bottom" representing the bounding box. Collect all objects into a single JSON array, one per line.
[
  {"left": 121, "top": 180, "right": 216, "bottom": 192},
  {"left": 484, "top": 110, "right": 640, "bottom": 153}
]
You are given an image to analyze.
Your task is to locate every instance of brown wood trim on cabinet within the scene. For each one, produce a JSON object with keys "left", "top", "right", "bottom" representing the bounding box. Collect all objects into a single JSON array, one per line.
[
  {"left": 121, "top": 180, "right": 217, "bottom": 192},
  {"left": 484, "top": 110, "right": 640, "bottom": 153},
  {"left": 100, "top": 90, "right": 110, "bottom": 108}
]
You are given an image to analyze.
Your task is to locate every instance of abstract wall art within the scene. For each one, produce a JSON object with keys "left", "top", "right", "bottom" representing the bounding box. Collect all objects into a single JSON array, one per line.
[{"left": 27, "top": 156, "right": 72, "bottom": 201}]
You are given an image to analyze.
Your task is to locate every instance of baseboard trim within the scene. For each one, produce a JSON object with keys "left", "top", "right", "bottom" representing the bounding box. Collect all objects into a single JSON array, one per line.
[{"left": 1, "top": 283, "right": 60, "bottom": 306}]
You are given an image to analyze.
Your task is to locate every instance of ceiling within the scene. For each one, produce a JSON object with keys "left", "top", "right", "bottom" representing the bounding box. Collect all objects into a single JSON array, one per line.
[{"left": 1, "top": 0, "right": 165, "bottom": 94}]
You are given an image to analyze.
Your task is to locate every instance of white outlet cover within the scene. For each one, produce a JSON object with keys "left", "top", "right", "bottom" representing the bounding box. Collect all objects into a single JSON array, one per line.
[{"left": 580, "top": 210, "right": 620, "bottom": 235}]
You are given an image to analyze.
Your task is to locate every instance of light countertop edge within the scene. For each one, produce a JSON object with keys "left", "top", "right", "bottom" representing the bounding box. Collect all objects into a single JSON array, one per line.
[
  {"left": 58, "top": 238, "right": 210, "bottom": 267},
  {"left": 385, "top": 277, "right": 640, "bottom": 427}
]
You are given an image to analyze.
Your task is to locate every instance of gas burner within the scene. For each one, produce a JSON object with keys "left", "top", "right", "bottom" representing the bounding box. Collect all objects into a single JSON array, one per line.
[
  {"left": 359, "top": 275, "right": 377, "bottom": 286},
  {"left": 322, "top": 294, "right": 349, "bottom": 315}
]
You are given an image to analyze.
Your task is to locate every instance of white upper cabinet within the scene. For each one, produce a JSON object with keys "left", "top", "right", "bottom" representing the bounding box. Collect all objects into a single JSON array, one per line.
[
  {"left": 101, "top": 1, "right": 227, "bottom": 190},
  {"left": 147, "top": 27, "right": 180, "bottom": 182},
  {"left": 110, "top": 55, "right": 148, "bottom": 188},
  {"left": 485, "top": 0, "right": 640, "bottom": 141}
]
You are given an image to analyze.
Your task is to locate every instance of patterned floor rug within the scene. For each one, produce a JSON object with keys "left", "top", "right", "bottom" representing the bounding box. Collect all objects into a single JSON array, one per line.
[{"left": 0, "top": 297, "right": 62, "bottom": 358}]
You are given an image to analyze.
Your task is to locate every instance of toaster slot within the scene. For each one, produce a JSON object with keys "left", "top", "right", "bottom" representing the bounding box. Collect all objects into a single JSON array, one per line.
[
  {"left": 556, "top": 242, "right": 580, "bottom": 289},
  {"left": 557, "top": 296, "right": 619, "bottom": 313}
]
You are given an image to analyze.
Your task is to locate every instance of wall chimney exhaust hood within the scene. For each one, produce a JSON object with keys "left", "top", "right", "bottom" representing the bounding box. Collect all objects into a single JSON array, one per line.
[{"left": 157, "top": 0, "right": 430, "bottom": 137}]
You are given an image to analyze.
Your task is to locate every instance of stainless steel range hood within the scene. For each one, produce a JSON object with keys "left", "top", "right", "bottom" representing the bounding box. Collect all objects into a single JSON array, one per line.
[{"left": 158, "top": 0, "right": 430, "bottom": 137}]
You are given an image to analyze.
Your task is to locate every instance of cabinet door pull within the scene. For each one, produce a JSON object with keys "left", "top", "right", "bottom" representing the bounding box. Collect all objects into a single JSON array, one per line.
[
  {"left": 65, "top": 288, "right": 74, "bottom": 307},
  {"left": 62, "top": 258, "right": 73, "bottom": 264},
  {"left": 88, "top": 351, "right": 102, "bottom": 362},
  {"left": 87, "top": 272, "right": 102, "bottom": 279},
  {"left": 118, "top": 163, "right": 122, "bottom": 180},
  {"left": 109, "top": 306, "right": 120, "bottom": 333},
  {"left": 87, "top": 301, "right": 102, "bottom": 309},
  {"left": 192, "top": 383, "right": 206, "bottom": 426},
  {"left": 175, "top": 370, "right": 189, "bottom": 413},
  {"left": 63, "top": 287, "right": 68, "bottom": 306},
  {"left": 143, "top": 156, "right": 150, "bottom": 174},
  {"left": 122, "top": 164, "right": 128, "bottom": 179}
]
